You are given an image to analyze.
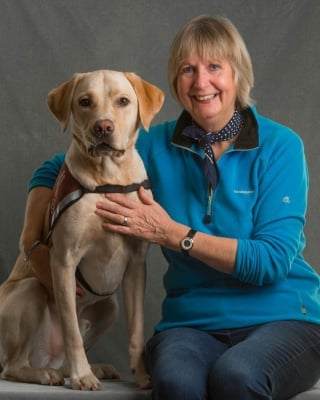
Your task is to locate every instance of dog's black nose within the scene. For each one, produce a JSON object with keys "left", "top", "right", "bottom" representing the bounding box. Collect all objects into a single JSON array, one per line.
[{"left": 93, "top": 119, "right": 115, "bottom": 138}]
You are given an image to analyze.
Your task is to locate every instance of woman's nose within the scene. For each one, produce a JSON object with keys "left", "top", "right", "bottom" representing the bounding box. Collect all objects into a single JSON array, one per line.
[{"left": 194, "top": 69, "right": 210, "bottom": 89}]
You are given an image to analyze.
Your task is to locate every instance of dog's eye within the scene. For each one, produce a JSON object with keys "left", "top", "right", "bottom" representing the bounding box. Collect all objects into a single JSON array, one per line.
[
  {"left": 118, "top": 97, "right": 130, "bottom": 107},
  {"left": 79, "top": 97, "right": 92, "bottom": 107}
]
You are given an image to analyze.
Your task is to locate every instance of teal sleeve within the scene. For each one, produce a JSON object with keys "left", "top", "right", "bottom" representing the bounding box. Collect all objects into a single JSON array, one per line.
[
  {"left": 28, "top": 153, "right": 66, "bottom": 192},
  {"left": 234, "top": 130, "right": 309, "bottom": 285}
]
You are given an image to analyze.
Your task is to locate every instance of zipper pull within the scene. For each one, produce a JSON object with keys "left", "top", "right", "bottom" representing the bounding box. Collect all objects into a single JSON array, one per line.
[{"left": 204, "top": 185, "right": 213, "bottom": 223}]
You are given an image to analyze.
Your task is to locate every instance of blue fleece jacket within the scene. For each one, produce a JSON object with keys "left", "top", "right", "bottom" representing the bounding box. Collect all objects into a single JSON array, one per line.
[{"left": 29, "top": 107, "right": 320, "bottom": 331}]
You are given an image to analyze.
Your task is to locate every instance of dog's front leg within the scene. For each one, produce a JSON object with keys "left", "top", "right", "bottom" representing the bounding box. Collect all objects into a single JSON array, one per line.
[
  {"left": 50, "top": 249, "right": 101, "bottom": 390},
  {"left": 122, "top": 244, "right": 150, "bottom": 389}
]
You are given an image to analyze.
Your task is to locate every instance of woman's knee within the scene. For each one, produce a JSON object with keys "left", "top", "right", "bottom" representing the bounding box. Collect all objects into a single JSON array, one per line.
[
  {"left": 146, "top": 328, "right": 219, "bottom": 400},
  {"left": 209, "top": 357, "right": 270, "bottom": 399},
  {"left": 147, "top": 341, "right": 209, "bottom": 400}
]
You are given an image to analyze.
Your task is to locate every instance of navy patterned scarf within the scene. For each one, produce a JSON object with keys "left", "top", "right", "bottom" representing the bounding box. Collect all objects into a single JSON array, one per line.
[{"left": 182, "top": 108, "right": 244, "bottom": 190}]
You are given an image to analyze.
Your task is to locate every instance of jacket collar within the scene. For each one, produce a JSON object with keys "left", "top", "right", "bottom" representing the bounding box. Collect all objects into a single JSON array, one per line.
[{"left": 171, "top": 107, "right": 259, "bottom": 150}]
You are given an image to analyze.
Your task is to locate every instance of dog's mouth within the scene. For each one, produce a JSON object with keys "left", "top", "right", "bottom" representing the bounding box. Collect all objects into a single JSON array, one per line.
[{"left": 88, "top": 142, "right": 125, "bottom": 158}]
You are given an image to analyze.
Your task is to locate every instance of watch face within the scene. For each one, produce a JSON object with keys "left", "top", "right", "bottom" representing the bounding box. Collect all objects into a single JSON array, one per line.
[{"left": 182, "top": 237, "right": 193, "bottom": 250}]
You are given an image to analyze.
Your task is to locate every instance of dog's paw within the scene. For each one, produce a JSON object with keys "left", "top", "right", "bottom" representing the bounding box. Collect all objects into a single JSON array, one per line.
[
  {"left": 2, "top": 367, "right": 64, "bottom": 386},
  {"left": 40, "top": 368, "right": 65, "bottom": 386},
  {"left": 91, "top": 363, "right": 120, "bottom": 380},
  {"left": 71, "top": 371, "right": 101, "bottom": 391},
  {"left": 136, "top": 373, "right": 152, "bottom": 389}
]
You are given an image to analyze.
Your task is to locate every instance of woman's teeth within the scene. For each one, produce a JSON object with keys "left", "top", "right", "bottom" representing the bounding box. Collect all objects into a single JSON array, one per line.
[{"left": 196, "top": 93, "right": 217, "bottom": 100}]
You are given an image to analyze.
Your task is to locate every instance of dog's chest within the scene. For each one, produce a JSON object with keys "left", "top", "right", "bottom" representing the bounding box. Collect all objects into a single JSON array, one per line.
[
  {"left": 48, "top": 162, "right": 146, "bottom": 295},
  {"left": 52, "top": 191, "right": 135, "bottom": 252},
  {"left": 51, "top": 192, "right": 142, "bottom": 296}
]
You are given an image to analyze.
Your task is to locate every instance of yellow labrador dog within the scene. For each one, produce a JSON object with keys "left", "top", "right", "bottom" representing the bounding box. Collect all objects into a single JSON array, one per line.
[{"left": 0, "top": 70, "right": 164, "bottom": 390}]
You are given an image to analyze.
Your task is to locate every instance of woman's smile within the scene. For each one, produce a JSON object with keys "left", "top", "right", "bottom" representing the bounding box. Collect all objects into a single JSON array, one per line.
[{"left": 194, "top": 93, "right": 219, "bottom": 102}]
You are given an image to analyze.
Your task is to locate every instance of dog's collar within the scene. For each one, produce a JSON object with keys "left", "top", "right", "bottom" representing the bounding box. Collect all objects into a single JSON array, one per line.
[{"left": 83, "top": 180, "right": 151, "bottom": 194}]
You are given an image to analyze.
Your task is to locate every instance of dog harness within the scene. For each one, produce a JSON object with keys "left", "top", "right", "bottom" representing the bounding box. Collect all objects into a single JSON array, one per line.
[{"left": 47, "top": 162, "right": 151, "bottom": 296}]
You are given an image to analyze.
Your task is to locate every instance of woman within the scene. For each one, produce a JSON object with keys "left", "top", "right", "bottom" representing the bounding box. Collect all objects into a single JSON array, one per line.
[{"left": 21, "top": 16, "right": 320, "bottom": 399}]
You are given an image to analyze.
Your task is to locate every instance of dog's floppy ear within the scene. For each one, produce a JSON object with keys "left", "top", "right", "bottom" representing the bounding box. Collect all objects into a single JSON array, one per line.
[
  {"left": 124, "top": 72, "right": 164, "bottom": 131},
  {"left": 47, "top": 74, "right": 81, "bottom": 133}
]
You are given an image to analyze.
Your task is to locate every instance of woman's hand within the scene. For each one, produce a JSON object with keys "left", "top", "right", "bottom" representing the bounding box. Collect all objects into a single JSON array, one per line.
[
  {"left": 95, "top": 186, "right": 175, "bottom": 246},
  {"left": 95, "top": 186, "right": 237, "bottom": 275}
]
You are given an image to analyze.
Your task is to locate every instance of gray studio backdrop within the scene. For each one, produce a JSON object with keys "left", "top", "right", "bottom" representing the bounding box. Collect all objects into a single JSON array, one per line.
[{"left": 0, "top": 0, "right": 319, "bottom": 380}]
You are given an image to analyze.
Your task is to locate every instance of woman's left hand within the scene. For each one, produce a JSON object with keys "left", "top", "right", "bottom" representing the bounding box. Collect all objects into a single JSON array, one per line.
[{"left": 95, "top": 186, "right": 175, "bottom": 245}]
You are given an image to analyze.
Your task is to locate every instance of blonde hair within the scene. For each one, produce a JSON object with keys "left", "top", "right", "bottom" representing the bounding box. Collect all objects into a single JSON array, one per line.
[{"left": 168, "top": 15, "right": 254, "bottom": 108}]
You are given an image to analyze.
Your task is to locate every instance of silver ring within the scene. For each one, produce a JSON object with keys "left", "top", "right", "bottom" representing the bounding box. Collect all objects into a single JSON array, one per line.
[{"left": 122, "top": 216, "right": 128, "bottom": 226}]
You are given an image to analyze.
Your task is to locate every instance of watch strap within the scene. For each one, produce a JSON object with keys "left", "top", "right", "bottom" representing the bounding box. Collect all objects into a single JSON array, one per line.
[{"left": 186, "top": 229, "right": 197, "bottom": 240}]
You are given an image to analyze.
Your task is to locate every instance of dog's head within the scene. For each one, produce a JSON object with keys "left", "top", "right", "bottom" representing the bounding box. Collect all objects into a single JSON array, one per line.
[{"left": 47, "top": 70, "right": 164, "bottom": 158}]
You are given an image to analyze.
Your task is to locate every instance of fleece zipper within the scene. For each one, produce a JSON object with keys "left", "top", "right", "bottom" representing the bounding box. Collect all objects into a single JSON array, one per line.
[{"left": 205, "top": 185, "right": 214, "bottom": 223}]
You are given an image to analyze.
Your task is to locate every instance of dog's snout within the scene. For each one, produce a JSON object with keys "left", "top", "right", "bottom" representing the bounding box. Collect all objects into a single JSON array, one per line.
[{"left": 94, "top": 119, "right": 115, "bottom": 138}]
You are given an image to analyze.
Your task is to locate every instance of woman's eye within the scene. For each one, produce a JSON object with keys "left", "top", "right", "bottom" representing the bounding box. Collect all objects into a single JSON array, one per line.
[
  {"left": 118, "top": 97, "right": 130, "bottom": 106},
  {"left": 180, "top": 65, "right": 194, "bottom": 74},
  {"left": 79, "top": 97, "right": 92, "bottom": 107},
  {"left": 209, "top": 63, "right": 220, "bottom": 71}
]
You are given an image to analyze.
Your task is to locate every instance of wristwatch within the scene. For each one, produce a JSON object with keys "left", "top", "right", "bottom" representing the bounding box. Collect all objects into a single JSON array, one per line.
[{"left": 180, "top": 229, "right": 197, "bottom": 255}]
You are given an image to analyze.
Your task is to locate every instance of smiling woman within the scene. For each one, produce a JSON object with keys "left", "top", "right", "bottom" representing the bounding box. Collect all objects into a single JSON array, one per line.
[{"left": 96, "top": 15, "right": 320, "bottom": 400}]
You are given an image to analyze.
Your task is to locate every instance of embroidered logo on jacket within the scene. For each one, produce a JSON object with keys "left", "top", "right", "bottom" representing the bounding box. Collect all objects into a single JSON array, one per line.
[{"left": 233, "top": 189, "right": 254, "bottom": 195}]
